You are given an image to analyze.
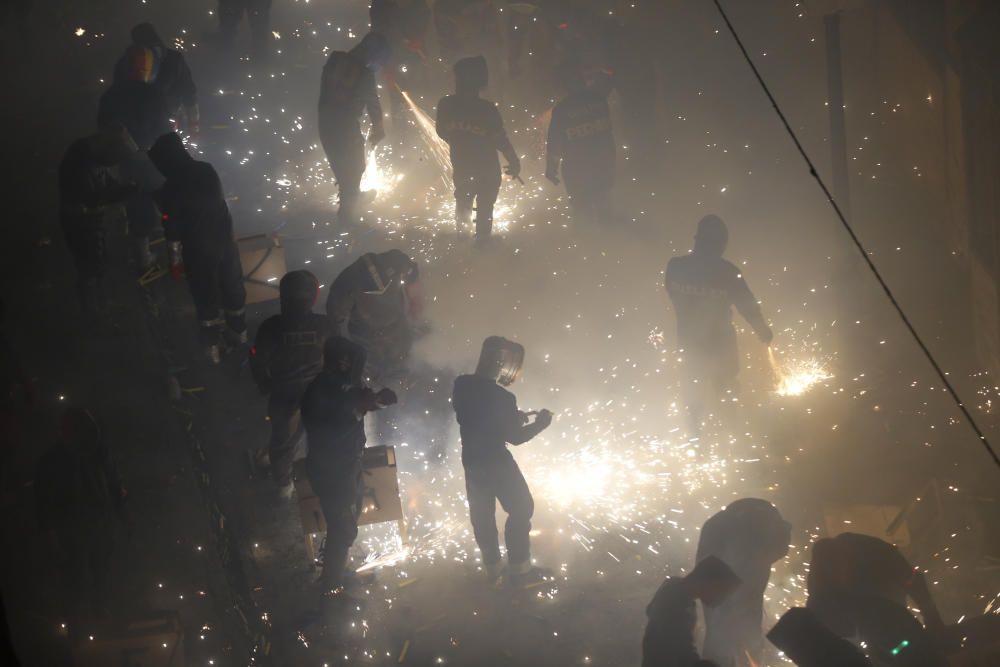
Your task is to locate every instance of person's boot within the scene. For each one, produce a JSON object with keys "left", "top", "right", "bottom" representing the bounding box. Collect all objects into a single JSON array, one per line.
[
  {"left": 508, "top": 560, "right": 552, "bottom": 588},
  {"left": 483, "top": 560, "right": 503, "bottom": 587}
]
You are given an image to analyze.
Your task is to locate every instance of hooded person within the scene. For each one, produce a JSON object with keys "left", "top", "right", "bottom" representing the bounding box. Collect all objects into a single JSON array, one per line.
[
  {"left": 115, "top": 23, "right": 199, "bottom": 134},
  {"left": 805, "top": 533, "right": 948, "bottom": 667},
  {"left": 642, "top": 555, "right": 742, "bottom": 667},
  {"left": 665, "top": 216, "right": 773, "bottom": 429},
  {"left": 218, "top": 0, "right": 273, "bottom": 57},
  {"left": 251, "top": 271, "right": 337, "bottom": 498},
  {"left": 452, "top": 337, "right": 552, "bottom": 585},
  {"left": 435, "top": 55, "right": 520, "bottom": 241},
  {"left": 99, "top": 45, "right": 173, "bottom": 271},
  {"left": 301, "top": 337, "right": 397, "bottom": 605},
  {"left": 318, "top": 32, "right": 389, "bottom": 225},
  {"left": 58, "top": 124, "right": 139, "bottom": 312},
  {"left": 325, "top": 249, "right": 422, "bottom": 384},
  {"left": 696, "top": 499, "right": 792, "bottom": 667},
  {"left": 149, "top": 132, "right": 247, "bottom": 362},
  {"left": 545, "top": 64, "right": 615, "bottom": 227}
]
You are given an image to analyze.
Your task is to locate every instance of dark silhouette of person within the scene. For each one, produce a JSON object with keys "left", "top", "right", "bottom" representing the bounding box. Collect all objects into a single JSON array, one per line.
[
  {"left": 665, "top": 215, "right": 773, "bottom": 429},
  {"left": 318, "top": 33, "right": 389, "bottom": 225},
  {"left": 301, "top": 337, "right": 397, "bottom": 607},
  {"left": 642, "top": 555, "right": 741, "bottom": 667},
  {"left": 696, "top": 498, "right": 791, "bottom": 667},
  {"left": 436, "top": 56, "right": 519, "bottom": 240},
  {"left": 452, "top": 336, "right": 552, "bottom": 585},
  {"left": 251, "top": 271, "right": 335, "bottom": 498}
]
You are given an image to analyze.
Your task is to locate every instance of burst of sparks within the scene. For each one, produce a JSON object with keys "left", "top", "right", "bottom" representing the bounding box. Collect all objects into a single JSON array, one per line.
[{"left": 769, "top": 348, "right": 832, "bottom": 397}]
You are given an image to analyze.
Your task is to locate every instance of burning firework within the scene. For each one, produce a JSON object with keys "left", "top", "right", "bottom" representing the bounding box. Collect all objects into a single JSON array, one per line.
[{"left": 768, "top": 347, "right": 832, "bottom": 397}]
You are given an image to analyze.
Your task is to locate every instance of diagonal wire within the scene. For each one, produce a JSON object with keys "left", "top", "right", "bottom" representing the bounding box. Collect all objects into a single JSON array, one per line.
[{"left": 712, "top": 0, "right": 1000, "bottom": 470}]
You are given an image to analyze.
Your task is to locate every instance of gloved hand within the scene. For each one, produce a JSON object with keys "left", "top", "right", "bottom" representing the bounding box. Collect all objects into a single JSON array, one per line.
[
  {"left": 758, "top": 325, "right": 774, "bottom": 345},
  {"left": 534, "top": 409, "right": 553, "bottom": 429},
  {"left": 168, "top": 241, "right": 184, "bottom": 281},
  {"left": 376, "top": 387, "right": 398, "bottom": 407},
  {"left": 544, "top": 168, "right": 560, "bottom": 186},
  {"left": 504, "top": 162, "right": 521, "bottom": 180}
]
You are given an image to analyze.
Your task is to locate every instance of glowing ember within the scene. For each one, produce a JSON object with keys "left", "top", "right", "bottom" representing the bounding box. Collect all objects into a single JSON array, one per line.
[{"left": 360, "top": 146, "right": 403, "bottom": 198}]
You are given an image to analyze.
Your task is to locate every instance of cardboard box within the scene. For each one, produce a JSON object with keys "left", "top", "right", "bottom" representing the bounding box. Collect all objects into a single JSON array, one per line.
[
  {"left": 237, "top": 234, "right": 286, "bottom": 305},
  {"left": 359, "top": 445, "right": 405, "bottom": 527},
  {"left": 293, "top": 445, "right": 406, "bottom": 565},
  {"left": 72, "top": 612, "right": 183, "bottom": 667}
]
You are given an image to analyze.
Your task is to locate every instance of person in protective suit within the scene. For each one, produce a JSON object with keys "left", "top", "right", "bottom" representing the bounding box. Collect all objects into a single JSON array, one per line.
[
  {"left": 545, "top": 65, "right": 615, "bottom": 227},
  {"left": 642, "top": 555, "right": 741, "bottom": 667},
  {"left": 35, "top": 408, "right": 126, "bottom": 631},
  {"left": 318, "top": 33, "right": 389, "bottom": 226},
  {"left": 115, "top": 23, "right": 199, "bottom": 135},
  {"left": 58, "top": 124, "right": 139, "bottom": 312},
  {"left": 665, "top": 215, "right": 773, "bottom": 429},
  {"left": 436, "top": 56, "right": 520, "bottom": 240},
  {"left": 696, "top": 499, "right": 791, "bottom": 667},
  {"left": 325, "top": 249, "right": 422, "bottom": 384},
  {"left": 452, "top": 336, "right": 552, "bottom": 585},
  {"left": 149, "top": 132, "right": 247, "bottom": 363},
  {"left": 218, "top": 0, "right": 272, "bottom": 57},
  {"left": 301, "top": 337, "right": 397, "bottom": 604},
  {"left": 251, "top": 271, "right": 336, "bottom": 497},
  {"left": 99, "top": 45, "right": 173, "bottom": 271},
  {"left": 806, "top": 533, "right": 948, "bottom": 667}
]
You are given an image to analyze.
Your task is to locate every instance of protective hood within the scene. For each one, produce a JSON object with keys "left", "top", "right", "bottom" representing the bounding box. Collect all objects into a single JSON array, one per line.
[
  {"left": 323, "top": 336, "right": 367, "bottom": 386},
  {"left": 455, "top": 56, "right": 488, "bottom": 95},
  {"left": 280, "top": 270, "right": 320, "bottom": 316},
  {"left": 693, "top": 214, "right": 728, "bottom": 256},
  {"left": 131, "top": 22, "right": 165, "bottom": 49},
  {"left": 148, "top": 131, "right": 193, "bottom": 177},
  {"left": 475, "top": 336, "right": 524, "bottom": 386},
  {"left": 350, "top": 32, "right": 390, "bottom": 70}
]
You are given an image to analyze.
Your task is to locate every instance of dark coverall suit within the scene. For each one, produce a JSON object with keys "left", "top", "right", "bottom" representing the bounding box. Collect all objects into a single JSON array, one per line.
[
  {"left": 251, "top": 312, "right": 336, "bottom": 488},
  {"left": 98, "top": 80, "right": 172, "bottom": 268},
  {"left": 301, "top": 371, "right": 384, "bottom": 592},
  {"left": 641, "top": 577, "right": 702, "bottom": 667},
  {"left": 435, "top": 93, "right": 517, "bottom": 238},
  {"left": 58, "top": 137, "right": 136, "bottom": 305},
  {"left": 665, "top": 252, "right": 768, "bottom": 425},
  {"left": 452, "top": 373, "right": 540, "bottom": 569},
  {"left": 318, "top": 51, "right": 383, "bottom": 224},
  {"left": 546, "top": 87, "right": 615, "bottom": 226},
  {"left": 218, "top": 0, "right": 272, "bottom": 53},
  {"left": 149, "top": 133, "right": 247, "bottom": 346},
  {"left": 696, "top": 499, "right": 791, "bottom": 667}
]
